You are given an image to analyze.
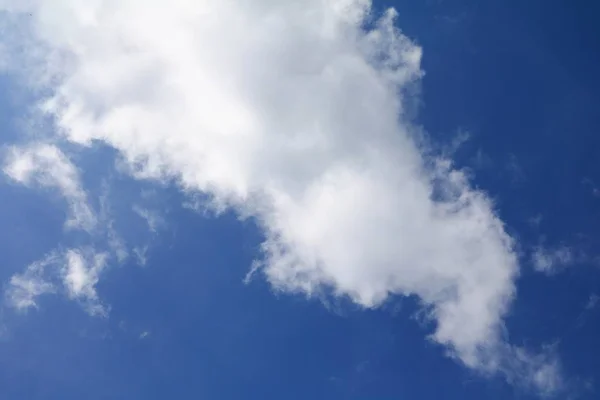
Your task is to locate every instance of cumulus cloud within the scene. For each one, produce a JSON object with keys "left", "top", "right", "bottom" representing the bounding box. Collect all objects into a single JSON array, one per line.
[
  {"left": 0, "top": 0, "right": 562, "bottom": 393},
  {"left": 3, "top": 143, "right": 96, "bottom": 231}
]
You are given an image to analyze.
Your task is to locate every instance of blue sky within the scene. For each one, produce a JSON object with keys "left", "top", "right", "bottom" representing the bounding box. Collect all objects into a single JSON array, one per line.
[{"left": 0, "top": 1, "right": 599, "bottom": 399}]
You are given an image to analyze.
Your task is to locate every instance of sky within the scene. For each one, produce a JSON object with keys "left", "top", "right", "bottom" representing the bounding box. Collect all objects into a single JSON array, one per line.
[{"left": 0, "top": 0, "right": 599, "bottom": 399}]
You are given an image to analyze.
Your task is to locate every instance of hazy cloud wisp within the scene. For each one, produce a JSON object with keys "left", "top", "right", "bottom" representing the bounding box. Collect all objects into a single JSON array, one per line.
[{"left": 3, "top": 143, "right": 96, "bottom": 231}]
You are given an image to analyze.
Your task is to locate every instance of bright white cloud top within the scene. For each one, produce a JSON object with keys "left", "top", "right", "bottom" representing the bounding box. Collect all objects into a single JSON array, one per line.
[{"left": 0, "top": 0, "right": 563, "bottom": 394}]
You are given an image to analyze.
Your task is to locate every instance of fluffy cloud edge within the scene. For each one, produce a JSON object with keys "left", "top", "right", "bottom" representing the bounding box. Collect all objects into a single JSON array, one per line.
[{"left": 0, "top": 0, "right": 568, "bottom": 395}]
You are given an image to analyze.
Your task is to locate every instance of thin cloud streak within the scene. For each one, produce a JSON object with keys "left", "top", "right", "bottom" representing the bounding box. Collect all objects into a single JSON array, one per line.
[{"left": 3, "top": 143, "right": 96, "bottom": 231}]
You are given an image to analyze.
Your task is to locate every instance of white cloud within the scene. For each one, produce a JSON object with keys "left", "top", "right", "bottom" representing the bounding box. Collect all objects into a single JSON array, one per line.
[
  {"left": 99, "top": 185, "right": 129, "bottom": 262},
  {"left": 0, "top": 0, "right": 562, "bottom": 393},
  {"left": 3, "top": 143, "right": 96, "bottom": 231},
  {"left": 532, "top": 245, "right": 574, "bottom": 275},
  {"left": 132, "top": 205, "right": 163, "bottom": 233},
  {"left": 106, "top": 220, "right": 128, "bottom": 262},
  {"left": 62, "top": 249, "right": 108, "bottom": 316},
  {"left": 133, "top": 245, "right": 148, "bottom": 266},
  {"left": 5, "top": 253, "right": 57, "bottom": 311},
  {"left": 5, "top": 249, "right": 108, "bottom": 316}
]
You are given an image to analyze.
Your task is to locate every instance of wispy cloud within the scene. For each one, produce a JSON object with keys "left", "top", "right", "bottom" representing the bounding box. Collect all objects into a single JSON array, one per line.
[
  {"left": 5, "top": 248, "right": 108, "bottom": 316},
  {"left": 3, "top": 144, "right": 96, "bottom": 231},
  {"left": 5, "top": 253, "right": 58, "bottom": 311},
  {"left": 62, "top": 249, "right": 108, "bottom": 317},
  {"left": 132, "top": 205, "right": 163, "bottom": 233},
  {"left": 532, "top": 245, "right": 575, "bottom": 275},
  {"left": 443, "top": 129, "right": 471, "bottom": 156},
  {"left": 476, "top": 344, "right": 564, "bottom": 397},
  {"left": 99, "top": 184, "right": 129, "bottom": 262},
  {"left": 582, "top": 178, "right": 600, "bottom": 198},
  {"left": 585, "top": 294, "right": 598, "bottom": 311},
  {"left": 0, "top": 0, "right": 563, "bottom": 394},
  {"left": 132, "top": 246, "right": 148, "bottom": 267},
  {"left": 506, "top": 153, "right": 526, "bottom": 184}
]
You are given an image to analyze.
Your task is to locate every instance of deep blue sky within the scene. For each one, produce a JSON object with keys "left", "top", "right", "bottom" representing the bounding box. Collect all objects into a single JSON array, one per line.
[{"left": 1, "top": 1, "right": 600, "bottom": 399}]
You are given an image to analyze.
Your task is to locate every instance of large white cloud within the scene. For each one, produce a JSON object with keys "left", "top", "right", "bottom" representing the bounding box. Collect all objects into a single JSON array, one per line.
[{"left": 0, "top": 0, "right": 562, "bottom": 393}]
